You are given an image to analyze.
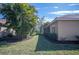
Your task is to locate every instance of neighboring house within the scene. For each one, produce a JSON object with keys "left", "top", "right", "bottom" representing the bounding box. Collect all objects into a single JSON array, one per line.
[
  {"left": 0, "top": 27, "right": 7, "bottom": 38},
  {"left": 42, "top": 22, "right": 51, "bottom": 34},
  {"left": 0, "top": 19, "right": 16, "bottom": 38},
  {"left": 43, "top": 14, "right": 79, "bottom": 41},
  {"left": 0, "top": 19, "right": 7, "bottom": 37}
]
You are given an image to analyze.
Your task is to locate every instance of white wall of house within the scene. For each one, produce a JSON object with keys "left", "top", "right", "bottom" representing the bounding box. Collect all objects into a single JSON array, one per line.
[
  {"left": 43, "top": 14, "right": 79, "bottom": 41},
  {"left": 58, "top": 20, "right": 79, "bottom": 41}
]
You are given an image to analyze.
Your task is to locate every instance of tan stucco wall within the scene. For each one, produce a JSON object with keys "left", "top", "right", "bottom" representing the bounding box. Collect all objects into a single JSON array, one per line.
[{"left": 58, "top": 20, "right": 79, "bottom": 41}]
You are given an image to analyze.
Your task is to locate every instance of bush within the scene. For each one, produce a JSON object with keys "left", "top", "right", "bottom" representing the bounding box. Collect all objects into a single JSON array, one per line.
[
  {"left": 7, "top": 33, "right": 14, "bottom": 37},
  {"left": 44, "top": 33, "right": 57, "bottom": 42},
  {"left": 75, "top": 35, "right": 79, "bottom": 39}
]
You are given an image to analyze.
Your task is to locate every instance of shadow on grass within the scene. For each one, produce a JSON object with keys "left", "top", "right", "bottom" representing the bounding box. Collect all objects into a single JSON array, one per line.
[
  {"left": 0, "top": 41, "right": 11, "bottom": 48},
  {"left": 0, "top": 35, "right": 30, "bottom": 47},
  {"left": 35, "top": 35, "right": 79, "bottom": 51},
  {"left": 0, "top": 35, "right": 31, "bottom": 43},
  {"left": 0, "top": 35, "right": 30, "bottom": 46}
]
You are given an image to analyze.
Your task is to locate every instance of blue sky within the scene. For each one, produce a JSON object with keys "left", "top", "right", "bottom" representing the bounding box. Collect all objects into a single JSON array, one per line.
[
  {"left": 31, "top": 3, "right": 79, "bottom": 22},
  {"left": 0, "top": 3, "right": 79, "bottom": 22}
]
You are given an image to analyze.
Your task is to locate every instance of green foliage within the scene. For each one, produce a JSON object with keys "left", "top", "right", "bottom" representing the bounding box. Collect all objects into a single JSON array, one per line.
[
  {"left": 0, "top": 3, "right": 38, "bottom": 36},
  {"left": 75, "top": 35, "right": 79, "bottom": 39},
  {"left": 44, "top": 33, "right": 57, "bottom": 42}
]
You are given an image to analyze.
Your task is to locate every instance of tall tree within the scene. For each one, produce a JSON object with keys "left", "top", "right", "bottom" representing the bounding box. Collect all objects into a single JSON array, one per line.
[
  {"left": 0, "top": 3, "right": 38, "bottom": 36},
  {"left": 37, "top": 16, "right": 45, "bottom": 33}
]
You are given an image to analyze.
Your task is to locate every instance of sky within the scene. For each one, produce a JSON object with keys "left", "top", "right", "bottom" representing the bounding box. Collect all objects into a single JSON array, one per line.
[
  {"left": 0, "top": 3, "right": 79, "bottom": 22},
  {"left": 31, "top": 3, "right": 79, "bottom": 22}
]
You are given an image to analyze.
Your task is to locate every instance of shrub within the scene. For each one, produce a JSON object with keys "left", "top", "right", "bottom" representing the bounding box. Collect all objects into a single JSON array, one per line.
[
  {"left": 75, "top": 35, "right": 79, "bottom": 39},
  {"left": 7, "top": 33, "right": 14, "bottom": 37},
  {"left": 44, "top": 33, "right": 57, "bottom": 42}
]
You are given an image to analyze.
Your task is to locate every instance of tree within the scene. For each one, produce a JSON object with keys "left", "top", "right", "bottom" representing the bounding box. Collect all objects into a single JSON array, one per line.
[
  {"left": 36, "top": 16, "right": 45, "bottom": 34},
  {"left": 0, "top": 3, "right": 38, "bottom": 37}
]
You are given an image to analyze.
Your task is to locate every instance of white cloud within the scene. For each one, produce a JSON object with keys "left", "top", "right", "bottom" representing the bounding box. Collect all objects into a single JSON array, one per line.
[
  {"left": 73, "top": 10, "right": 79, "bottom": 13},
  {"left": 36, "top": 6, "right": 59, "bottom": 10},
  {"left": 48, "top": 10, "right": 79, "bottom": 15},
  {"left": 68, "top": 4, "right": 79, "bottom": 6},
  {"left": 53, "top": 6, "right": 59, "bottom": 8},
  {"left": 36, "top": 7, "right": 49, "bottom": 10}
]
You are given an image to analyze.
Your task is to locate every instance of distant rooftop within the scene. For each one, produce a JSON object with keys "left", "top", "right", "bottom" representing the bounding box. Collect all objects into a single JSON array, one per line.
[
  {"left": 55, "top": 14, "right": 79, "bottom": 20},
  {"left": 0, "top": 19, "right": 6, "bottom": 24}
]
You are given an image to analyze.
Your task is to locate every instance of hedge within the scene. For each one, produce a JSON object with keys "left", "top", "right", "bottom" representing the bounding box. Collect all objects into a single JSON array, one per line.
[{"left": 44, "top": 33, "right": 57, "bottom": 42}]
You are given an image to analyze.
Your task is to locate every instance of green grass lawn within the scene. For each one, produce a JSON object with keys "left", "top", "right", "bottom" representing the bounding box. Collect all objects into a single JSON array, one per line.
[{"left": 0, "top": 35, "right": 79, "bottom": 55}]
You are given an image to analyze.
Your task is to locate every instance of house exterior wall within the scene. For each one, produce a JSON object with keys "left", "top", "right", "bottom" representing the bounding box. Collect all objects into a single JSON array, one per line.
[
  {"left": 58, "top": 20, "right": 79, "bottom": 41},
  {"left": 50, "top": 21, "right": 58, "bottom": 34}
]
